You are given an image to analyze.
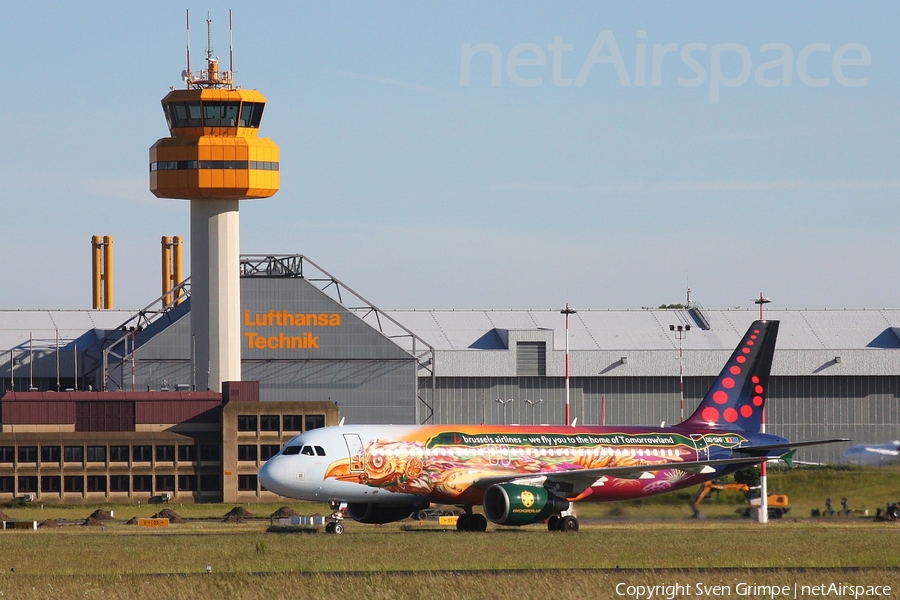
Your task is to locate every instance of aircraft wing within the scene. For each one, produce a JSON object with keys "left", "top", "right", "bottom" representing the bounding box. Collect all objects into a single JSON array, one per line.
[{"left": 473, "top": 455, "right": 767, "bottom": 497}]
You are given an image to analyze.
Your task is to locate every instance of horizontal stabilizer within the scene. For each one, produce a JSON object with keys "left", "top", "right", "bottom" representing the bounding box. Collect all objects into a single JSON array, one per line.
[{"left": 733, "top": 438, "right": 851, "bottom": 456}]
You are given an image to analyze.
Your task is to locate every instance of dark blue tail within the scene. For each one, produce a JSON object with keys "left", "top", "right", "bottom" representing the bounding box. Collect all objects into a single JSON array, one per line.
[{"left": 682, "top": 320, "right": 779, "bottom": 432}]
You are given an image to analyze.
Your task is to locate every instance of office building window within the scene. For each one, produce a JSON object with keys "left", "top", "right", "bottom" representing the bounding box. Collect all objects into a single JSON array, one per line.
[
  {"left": 0, "top": 447, "right": 14, "bottom": 463},
  {"left": 132, "top": 445, "right": 152, "bottom": 462},
  {"left": 238, "top": 474, "right": 258, "bottom": 491},
  {"left": 18, "top": 446, "right": 37, "bottom": 463},
  {"left": 64, "top": 476, "right": 85, "bottom": 493},
  {"left": 283, "top": 415, "right": 303, "bottom": 431},
  {"left": 87, "top": 476, "right": 107, "bottom": 493},
  {"left": 155, "top": 445, "right": 175, "bottom": 462},
  {"left": 260, "top": 415, "right": 280, "bottom": 432},
  {"left": 305, "top": 414, "right": 325, "bottom": 431},
  {"left": 178, "top": 475, "right": 197, "bottom": 491},
  {"left": 237, "top": 415, "right": 257, "bottom": 432},
  {"left": 109, "top": 446, "right": 129, "bottom": 462},
  {"left": 260, "top": 444, "right": 280, "bottom": 461},
  {"left": 109, "top": 475, "right": 129, "bottom": 492},
  {"left": 200, "top": 474, "right": 221, "bottom": 491},
  {"left": 41, "top": 446, "right": 61, "bottom": 463},
  {"left": 199, "top": 445, "right": 220, "bottom": 461},
  {"left": 64, "top": 446, "right": 84, "bottom": 463},
  {"left": 0, "top": 476, "right": 14, "bottom": 492},
  {"left": 132, "top": 475, "right": 152, "bottom": 492},
  {"left": 18, "top": 476, "right": 38, "bottom": 493},
  {"left": 87, "top": 446, "right": 107, "bottom": 463},
  {"left": 178, "top": 445, "right": 197, "bottom": 462},
  {"left": 155, "top": 475, "right": 175, "bottom": 492},
  {"left": 237, "top": 445, "right": 258, "bottom": 462},
  {"left": 41, "top": 476, "right": 61, "bottom": 493}
]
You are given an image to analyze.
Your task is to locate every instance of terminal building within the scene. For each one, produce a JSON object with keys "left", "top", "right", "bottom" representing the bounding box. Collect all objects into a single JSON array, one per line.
[{"left": 1, "top": 253, "right": 899, "bottom": 503}]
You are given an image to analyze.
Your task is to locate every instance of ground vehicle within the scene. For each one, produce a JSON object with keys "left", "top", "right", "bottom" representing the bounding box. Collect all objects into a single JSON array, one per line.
[{"left": 691, "top": 480, "right": 790, "bottom": 518}]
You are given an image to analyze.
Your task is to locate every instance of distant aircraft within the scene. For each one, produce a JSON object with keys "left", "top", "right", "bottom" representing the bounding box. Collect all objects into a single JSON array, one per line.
[
  {"left": 842, "top": 441, "right": 900, "bottom": 466},
  {"left": 259, "top": 320, "right": 847, "bottom": 533}
]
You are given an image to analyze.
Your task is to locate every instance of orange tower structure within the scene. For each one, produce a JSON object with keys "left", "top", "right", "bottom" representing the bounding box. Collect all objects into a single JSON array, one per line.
[{"left": 150, "top": 12, "right": 279, "bottom": 391}]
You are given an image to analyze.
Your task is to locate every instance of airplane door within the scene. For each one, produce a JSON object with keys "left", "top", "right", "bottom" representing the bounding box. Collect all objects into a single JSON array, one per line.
[
  {"left": 690, "top": 434, "right": 708, "bottom": 462},
  {"left": 344, "top": 434, "right": 366, "bottom": 472}
]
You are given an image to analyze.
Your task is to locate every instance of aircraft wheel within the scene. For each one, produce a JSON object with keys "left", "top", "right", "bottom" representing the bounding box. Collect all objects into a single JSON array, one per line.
[
  {"left": 561, "top": 516, "right": 579, "bottom": 532},
  {"left": 456, "top": 514, "right": 471, "bottom": 532},
  {"left": 887, "top": 504, "right": 900, "bottom": 519},
  {"left": 325, "top": 522, "right": 335, "bottom": 534},
  {"left": 547, "top": 516, "right": 562, "bottom": 531},
  {"left": 472, "top": 513, "right": 487, "bottom": 532},
  {"left": 333, "top": 522, "right": 344, "bottom": 535}
]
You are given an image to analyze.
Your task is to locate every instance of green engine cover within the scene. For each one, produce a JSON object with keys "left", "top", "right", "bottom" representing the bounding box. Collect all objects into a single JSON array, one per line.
[{"left": 483, "top": 483, "right": 570, "bottom": 526}]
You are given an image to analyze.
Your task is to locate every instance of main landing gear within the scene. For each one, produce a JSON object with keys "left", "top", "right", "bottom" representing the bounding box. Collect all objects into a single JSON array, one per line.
[
  {"left": 325, "top": 500, "right": 346, "bottom": 535},
  {"left": 456, "top": 507, "right": 488, "bottom": 532},
  {"left": 547, "top": 514, "right": 579, "bottom": 532}
]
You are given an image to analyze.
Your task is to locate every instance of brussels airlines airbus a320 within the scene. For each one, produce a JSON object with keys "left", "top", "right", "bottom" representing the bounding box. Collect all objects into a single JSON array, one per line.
[{"left": 259, "top": 320, "right": 846, "bottom": 533}]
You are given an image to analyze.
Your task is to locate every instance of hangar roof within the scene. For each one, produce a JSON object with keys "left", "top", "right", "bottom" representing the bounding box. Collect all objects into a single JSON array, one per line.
[
  {"left": 1, "top": 308, "right": 898, "bottom": 354},
  {"left": 376, "top": 308, "right": 900, "bottom": 352}
]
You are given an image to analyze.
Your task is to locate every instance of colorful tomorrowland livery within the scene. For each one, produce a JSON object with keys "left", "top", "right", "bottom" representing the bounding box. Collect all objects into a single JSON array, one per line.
[{"left": 259, "top": 320, "right": 845, "bottom": 532}]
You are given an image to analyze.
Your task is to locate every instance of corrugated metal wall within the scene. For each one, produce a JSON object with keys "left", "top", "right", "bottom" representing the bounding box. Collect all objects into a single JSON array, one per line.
[{"left": 421, "top": 375, "right": 900, "bottom": 464}]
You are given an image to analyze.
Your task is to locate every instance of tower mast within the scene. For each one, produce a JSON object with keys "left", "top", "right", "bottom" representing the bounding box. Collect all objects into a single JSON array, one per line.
[{"left": 150, "top": 12, "right": 280, "bottom": 391}]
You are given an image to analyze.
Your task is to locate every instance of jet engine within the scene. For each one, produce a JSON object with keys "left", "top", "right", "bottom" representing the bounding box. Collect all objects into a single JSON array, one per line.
[
  {"left": 345, "top": 502, "right": 425, "bottom": 524},
  {"left": 482, "top": 483, "right": 570, "bottom": 526}
]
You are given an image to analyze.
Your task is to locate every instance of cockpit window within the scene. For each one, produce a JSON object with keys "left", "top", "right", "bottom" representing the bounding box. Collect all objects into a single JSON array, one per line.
[{"left": 281, "top": 444, "right": 326, "bottom": 456}]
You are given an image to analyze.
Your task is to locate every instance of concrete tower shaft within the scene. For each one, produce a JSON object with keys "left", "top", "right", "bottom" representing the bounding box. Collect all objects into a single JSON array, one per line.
[{"left": 149, "top": 15, "right": 279, "bottom": 391}]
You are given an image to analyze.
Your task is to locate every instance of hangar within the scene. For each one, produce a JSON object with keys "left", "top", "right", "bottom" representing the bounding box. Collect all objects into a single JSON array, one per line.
[{"left": 0, "top": 254, "right": 898, "bottom": 502}]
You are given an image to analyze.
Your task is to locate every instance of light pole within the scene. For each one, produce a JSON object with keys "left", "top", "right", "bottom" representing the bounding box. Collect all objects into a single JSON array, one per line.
[
  {"left": 669, "top": 324, "right": 691, "bottom": 423},
  {"left": 495, "top": 397, "right": 515, "bottom": 424},
  {"left": 525, "top": 398, "right": 543, "bottom": 425},
  {"left": 561, "top": 304, "right": 576, "bottom": 425}
]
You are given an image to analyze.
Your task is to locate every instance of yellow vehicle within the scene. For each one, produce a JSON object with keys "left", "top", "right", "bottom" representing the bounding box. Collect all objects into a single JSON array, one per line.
[{"left": 692, "top": 480, "right": 790, "bottom": 519}]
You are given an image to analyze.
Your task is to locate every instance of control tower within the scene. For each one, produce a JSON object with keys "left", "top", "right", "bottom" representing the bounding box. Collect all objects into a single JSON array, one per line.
[{"left": 150, "top": 13, "right": 279, "bottom": 391}]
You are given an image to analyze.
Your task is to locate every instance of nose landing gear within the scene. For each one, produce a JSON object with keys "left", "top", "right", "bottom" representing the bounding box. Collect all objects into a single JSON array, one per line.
[{"left": 325, "top": 500, "right": 346, "bottom": 534}]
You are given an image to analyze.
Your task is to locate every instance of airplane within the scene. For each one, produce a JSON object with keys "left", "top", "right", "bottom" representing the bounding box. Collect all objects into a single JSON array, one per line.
[
  {"left": 259, "top": 320, "right": 848, "bottom": 533},
  {"left": 842, "top": 441, "right": 900, "bottom": 466}
]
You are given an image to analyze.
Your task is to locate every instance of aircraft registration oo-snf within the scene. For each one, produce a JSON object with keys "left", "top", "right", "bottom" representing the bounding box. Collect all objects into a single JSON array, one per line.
[{"left": 259, "top": 320, "right": 846, "bottom": 533}]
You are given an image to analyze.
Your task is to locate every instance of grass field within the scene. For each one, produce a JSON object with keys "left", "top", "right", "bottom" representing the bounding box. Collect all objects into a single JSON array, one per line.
[{"left": 0, "top": 466, "right": 897, "bottom": 599}]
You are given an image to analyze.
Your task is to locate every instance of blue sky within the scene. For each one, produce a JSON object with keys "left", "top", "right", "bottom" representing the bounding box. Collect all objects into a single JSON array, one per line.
[{"left": 1, "top": 2, "right": 898, "bottom": 310}]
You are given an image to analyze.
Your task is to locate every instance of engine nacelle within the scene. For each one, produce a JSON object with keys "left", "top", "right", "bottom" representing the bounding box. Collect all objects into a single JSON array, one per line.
[
  {"left": 483, "top": 483, "right": 570, "bottom": 526},
  {"left": 345, "top": 502, "right": 423, "bottom": 524}
]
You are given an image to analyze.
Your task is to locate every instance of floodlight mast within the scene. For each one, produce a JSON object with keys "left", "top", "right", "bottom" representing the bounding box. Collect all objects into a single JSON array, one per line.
[
  {"left": 754, "top": 291, "right": 772, "bottom": 524},
  {"left": 668, "top": 324, "right": 691, "bottom": 423},
  {"left": 561, "top": 304, "right": 576, "bottom": 425}
]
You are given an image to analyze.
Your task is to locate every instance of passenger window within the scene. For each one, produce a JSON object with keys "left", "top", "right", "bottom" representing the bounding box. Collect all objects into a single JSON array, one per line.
[
  {"left": 315, "top": 446, "right": 326, "bottom": 456},
  {"left": 300, "top": 446, "right": 315, "bottom": 456},
  {"left": 282, "top": 446, "right": 302, "bottom": 455}
]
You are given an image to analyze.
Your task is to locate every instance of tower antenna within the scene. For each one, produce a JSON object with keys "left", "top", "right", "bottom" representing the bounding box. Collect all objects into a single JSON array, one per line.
[
  {"left": 229, "top": 9, "right": 234, "bottom": 83},
  {"left": 185, "top": 9, "right": 191, "bottom": 85},
  {"left": 206, "top": 12, "right": 213, "bottom": 62}
]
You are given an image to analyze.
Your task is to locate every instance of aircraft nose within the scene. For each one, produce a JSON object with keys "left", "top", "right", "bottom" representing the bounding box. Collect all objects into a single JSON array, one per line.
[{"left": 258, "top": 456, "right": 289, "bottom": 495}]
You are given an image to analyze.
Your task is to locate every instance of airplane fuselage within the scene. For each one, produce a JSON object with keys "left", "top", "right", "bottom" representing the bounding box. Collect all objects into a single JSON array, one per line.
[{"left": 259, "top": 423, "right": 786, "bottom": 506}]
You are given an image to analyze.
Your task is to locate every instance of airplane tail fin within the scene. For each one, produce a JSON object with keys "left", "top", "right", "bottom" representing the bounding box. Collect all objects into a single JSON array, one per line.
[{"left": 682, "top": 320, "right": 779, "bottom": 432}]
